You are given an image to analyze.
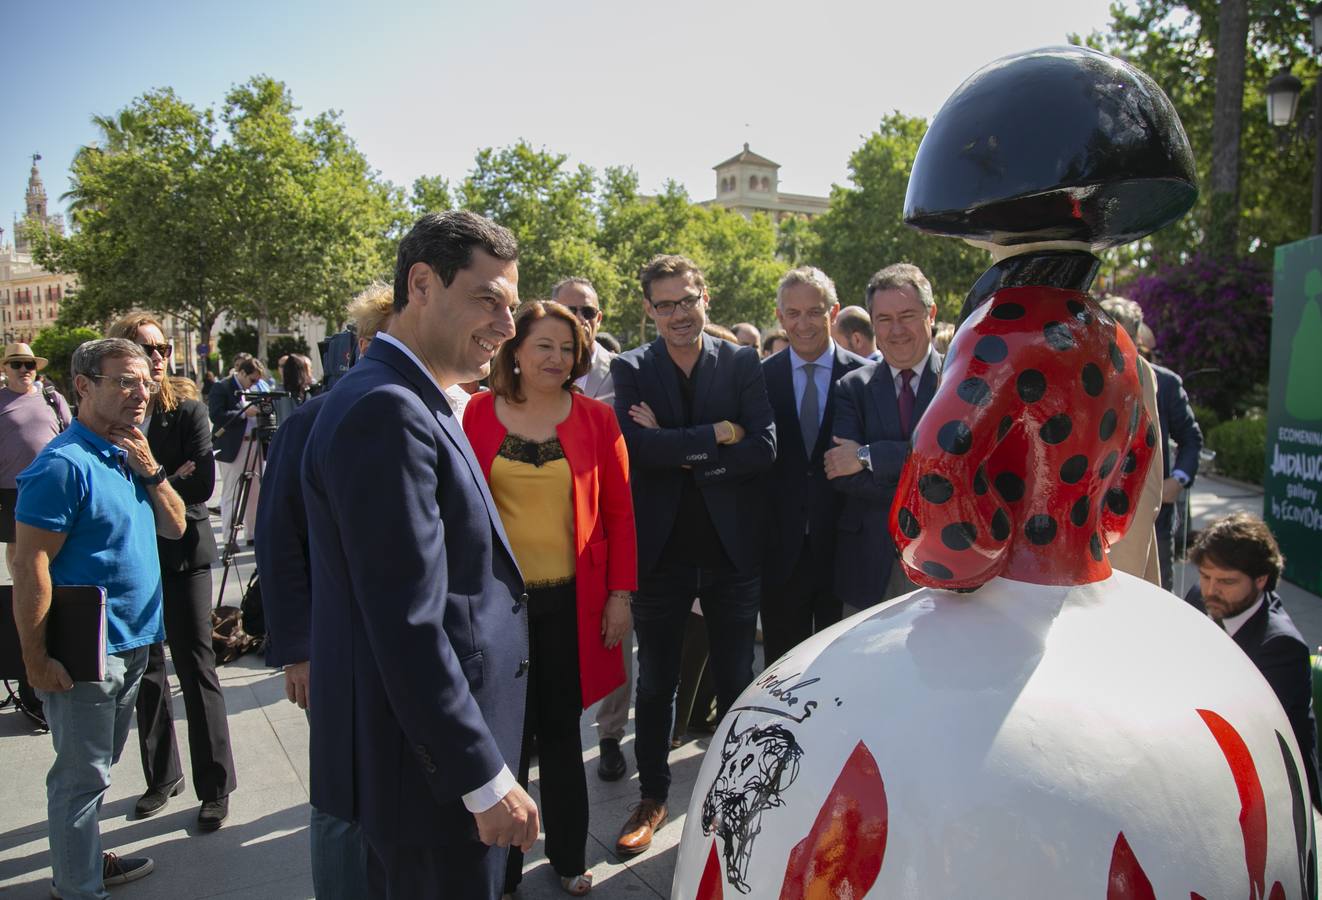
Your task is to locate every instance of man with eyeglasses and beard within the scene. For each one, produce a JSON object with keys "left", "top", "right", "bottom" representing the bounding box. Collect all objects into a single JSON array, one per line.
[
  {"left": 609, "top": 254, "right": 776, "bottom": 857},
  {"left": 13, "top": 338, "right": 186, "bottom": 899}
]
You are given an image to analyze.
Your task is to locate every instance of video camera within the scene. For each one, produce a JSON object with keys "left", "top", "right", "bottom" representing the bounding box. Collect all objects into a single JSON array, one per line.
[{"left": 240, "top": 389, "right": 290, "bottom": 442}]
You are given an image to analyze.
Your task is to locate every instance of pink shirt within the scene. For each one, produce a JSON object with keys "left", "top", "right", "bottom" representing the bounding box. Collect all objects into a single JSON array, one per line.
[{"left": 0, "top": 388, "right": 70, "bottom": 488}]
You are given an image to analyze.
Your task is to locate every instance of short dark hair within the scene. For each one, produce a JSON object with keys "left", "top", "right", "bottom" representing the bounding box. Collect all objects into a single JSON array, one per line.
[
  {"left": 1189, "top": 512, "right": 1285, "bottom": 591},
  {"left": 393, "top": 211, "right": 519, "bottom": 312},
  {"left": 762, "top": 329, "right": 788, "bottom": 354},
  {"left": 237, "top": 358, "right": 265, "bottom": 378},
  {"left": 639, "top": 254, "right": 706, "bottom": 302},
  {"left": 488, "top": 301, "right": 591, "bottom": 403},
  {"left": 834, "top": 305, "right": 874, "bottom": 341},
  {"left": 865, "top": 263, "right": 934, "bottom": 312}
]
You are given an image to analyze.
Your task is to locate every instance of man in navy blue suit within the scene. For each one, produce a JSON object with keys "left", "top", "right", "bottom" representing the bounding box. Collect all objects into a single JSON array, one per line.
[
  {"left": 760, "top": 266, "right": 870, "bottom": 665},
  {"left": 825, "top": 264, "right": 942, "bottom": 609},
  {"left": 302, "top": 212, "right": 538, "bottom": 898},
  {"left": 610, "top": 254, "right": 776, "bottom": 856},
  {"left": 1184, "top": 512, "right": 1320, "bottom": 808}
]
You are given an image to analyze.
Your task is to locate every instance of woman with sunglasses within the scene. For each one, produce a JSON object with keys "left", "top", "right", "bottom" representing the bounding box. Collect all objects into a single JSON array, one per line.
[
  {"left": 107, "top": 314, "right": 236, "bottom": 832},
  {"left": 463, "top": 301, "right": 636, "bottom": 897}
]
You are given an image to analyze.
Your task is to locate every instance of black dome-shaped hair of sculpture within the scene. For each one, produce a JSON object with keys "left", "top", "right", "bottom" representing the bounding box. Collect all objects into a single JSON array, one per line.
[{"left": 903, "top": 45, "right": 1197, "bottom": 250}]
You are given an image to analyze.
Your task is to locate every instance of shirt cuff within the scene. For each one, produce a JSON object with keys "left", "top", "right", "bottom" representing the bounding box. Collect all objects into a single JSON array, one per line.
[
  {"left": 461, "top": 765, "right": 516, "bottom": 813},
  {"left": 1172, "top": 469, "right": 1191, "bottom": 486}
]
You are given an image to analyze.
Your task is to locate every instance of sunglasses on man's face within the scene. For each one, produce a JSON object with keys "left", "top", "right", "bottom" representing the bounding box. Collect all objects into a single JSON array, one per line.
[
  {"left": 7, "top": 361, "right": 36, "bottom": 372},
  {"left": 565, "top": 305, "right": 599, "bottom": 321},
  {"left": 139, "top": 343, "right": 172, "bottom": 359}
]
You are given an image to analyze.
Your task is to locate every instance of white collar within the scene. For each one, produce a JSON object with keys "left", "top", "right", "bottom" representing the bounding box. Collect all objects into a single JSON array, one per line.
[
  {"left": 373, "top": 332, "right": 450, "bottom": 400},
  {"left": 789, "top": 340, "right": 835, "bottom": 371},
  {"left": 1222, "top": 593, "right": 1265, "bottom": 638},
  {"left": 887, "top": 346, "right": 933, "bottom": 383}
]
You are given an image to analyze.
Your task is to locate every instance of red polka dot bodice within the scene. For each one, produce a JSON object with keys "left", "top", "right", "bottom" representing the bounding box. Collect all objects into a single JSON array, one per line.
[{"left": 891, "top": 287, "right": 1156, "bottom": 589}]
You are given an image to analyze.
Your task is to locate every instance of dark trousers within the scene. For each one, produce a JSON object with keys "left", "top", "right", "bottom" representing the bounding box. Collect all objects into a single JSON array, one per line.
[
  {"left": 633, "top": 565, "right": 760, "bottom": 802},
  {"left": 760, "top": 535, "right": 840, "bottom": 666},
  {"left": 136, "top": 566, "right": 237, "bottom": 800},
  {"left": 367, "top": 833, "right": 505, "bottom": 900},
  {"left": 505, "top": 584, "right": 587, "bottom": 891}
]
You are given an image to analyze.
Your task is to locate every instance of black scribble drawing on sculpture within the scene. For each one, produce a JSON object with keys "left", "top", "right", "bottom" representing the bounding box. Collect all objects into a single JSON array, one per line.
[{"left": 700, "top": 716, "right": 804, "bottom": 893}]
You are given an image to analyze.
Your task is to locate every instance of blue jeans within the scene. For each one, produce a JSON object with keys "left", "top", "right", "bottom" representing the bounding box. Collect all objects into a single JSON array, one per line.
[
  {"left": 632, "top": 565, "right": 760, "bottom": 802},
  {"left": 305, "top": 709, "right": 369, "bottom": 900},
  {"left": 40, "top": 647, "right": 149, "bottom": 900}
]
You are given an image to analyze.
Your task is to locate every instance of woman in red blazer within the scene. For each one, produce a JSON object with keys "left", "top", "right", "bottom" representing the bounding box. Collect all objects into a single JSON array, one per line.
[{"left": 463, "top": 300, "right": 636, "bottom": 897}]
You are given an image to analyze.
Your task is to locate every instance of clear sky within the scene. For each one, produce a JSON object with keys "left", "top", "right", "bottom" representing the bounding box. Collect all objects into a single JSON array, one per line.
[{"left": 2, "top": 0, "right": 1120, "bottom": 235}]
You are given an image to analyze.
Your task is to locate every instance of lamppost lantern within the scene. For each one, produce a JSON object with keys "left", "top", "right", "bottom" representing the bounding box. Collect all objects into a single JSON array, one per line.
[
  {"left": 1311, "top": 1, "right": 1322, "bottom": 55},
  {"left": 1267, "top": 68, "right": 1304, "bottom": 127}
]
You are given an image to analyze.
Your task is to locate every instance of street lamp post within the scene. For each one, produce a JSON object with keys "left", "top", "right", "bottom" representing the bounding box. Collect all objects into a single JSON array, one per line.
[{"left": 1266, "top": 2, "right": 1322, "bottom": 234}]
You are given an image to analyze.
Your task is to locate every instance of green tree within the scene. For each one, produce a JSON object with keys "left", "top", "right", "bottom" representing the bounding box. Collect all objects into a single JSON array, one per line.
[
  {"left": 30, "top": 324, "right": 102, "bottom": 393},
  {"left": 810, "top": 113, "right": 987, "bottom": 320},
  {"left": 410, "top": 175, "right": 453, "bottom": 217}
]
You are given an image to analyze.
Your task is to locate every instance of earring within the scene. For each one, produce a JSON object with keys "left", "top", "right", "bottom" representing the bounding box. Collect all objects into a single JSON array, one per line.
[{"left": 513, "top": 363, "right": 521, "bottom": 375}]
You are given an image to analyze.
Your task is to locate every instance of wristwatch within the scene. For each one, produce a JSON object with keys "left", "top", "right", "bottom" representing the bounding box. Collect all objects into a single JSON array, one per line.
[
  {"left": 143, "top": 465, "right": 168, "bottom": 486},
  {"left": 856, "top": 445, "right": 872, "bottom": 472}
]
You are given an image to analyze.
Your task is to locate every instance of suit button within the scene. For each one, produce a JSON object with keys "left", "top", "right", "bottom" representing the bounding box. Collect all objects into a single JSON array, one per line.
[
  {"left": 520, "top": 593, "right": 529, "bottom": 604},
  {"left": 414, "top": 744, "right": 427, "bottom": 755},
  {"left": 515, "top": 659, "right": 530, "bottom": 678},
  {"left": 424, "top": 763, "right": 437, "bottom": 774}
]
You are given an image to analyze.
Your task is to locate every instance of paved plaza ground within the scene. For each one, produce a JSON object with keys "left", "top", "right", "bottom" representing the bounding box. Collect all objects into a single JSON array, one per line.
[{"left": 1, "top": 472, "right": 1319, "bottom": 898}]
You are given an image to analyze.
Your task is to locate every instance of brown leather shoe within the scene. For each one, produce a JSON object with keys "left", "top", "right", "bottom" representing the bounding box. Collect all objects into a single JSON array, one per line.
[{"left": 615, "top": 799, "right": 667, "bottom": 857}]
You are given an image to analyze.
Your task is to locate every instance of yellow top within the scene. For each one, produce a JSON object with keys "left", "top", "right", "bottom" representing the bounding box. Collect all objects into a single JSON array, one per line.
[{"left": 489, "top": 434, "right": 576, "bottom": 588}]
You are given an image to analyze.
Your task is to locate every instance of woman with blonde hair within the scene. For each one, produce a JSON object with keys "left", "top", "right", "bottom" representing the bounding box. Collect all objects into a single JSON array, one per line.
[
  {"left": 107, "top": 313, "right": 235, "bottom": 831},
  {"left": 463, "top": 300, "right": 636, "bottom": 896}
]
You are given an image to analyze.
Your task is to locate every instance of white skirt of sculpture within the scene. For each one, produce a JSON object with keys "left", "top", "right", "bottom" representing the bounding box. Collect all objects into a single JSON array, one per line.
[{"left": 671, "top": 571, "right": 1316, "bottom": 899}]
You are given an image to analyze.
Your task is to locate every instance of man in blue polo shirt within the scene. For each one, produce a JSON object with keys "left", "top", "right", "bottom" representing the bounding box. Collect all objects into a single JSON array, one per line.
[{"left": 12, "top": 338, "right": 186, "bottom": 900}]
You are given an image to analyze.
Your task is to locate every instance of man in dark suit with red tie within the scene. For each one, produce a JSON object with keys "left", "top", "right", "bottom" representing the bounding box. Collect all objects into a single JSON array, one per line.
[
  {"left": 760, "top": 266, "right": 871, "bottom": 665},
  {"left": 825, "top": 263, "right": 943, "bottom": 609}
]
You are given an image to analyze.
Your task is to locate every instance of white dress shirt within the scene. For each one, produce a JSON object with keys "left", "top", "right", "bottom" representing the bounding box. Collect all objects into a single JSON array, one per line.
[
  {"left": 369, "top": 332, "right": 515, "bottom": 813},
  {"left": 1221, "top": 594, "right": 1265, "bottom": 638}
]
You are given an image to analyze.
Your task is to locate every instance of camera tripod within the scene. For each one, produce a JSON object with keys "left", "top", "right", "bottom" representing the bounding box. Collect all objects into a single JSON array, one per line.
[{"left": 216, "top": 429, "right": 268, "bottom": 606}]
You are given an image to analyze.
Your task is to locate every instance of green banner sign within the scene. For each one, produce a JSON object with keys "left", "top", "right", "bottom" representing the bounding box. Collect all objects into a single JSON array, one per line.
[{"left": 1268, "top": 237, "right": 1322, "bottom": 595}]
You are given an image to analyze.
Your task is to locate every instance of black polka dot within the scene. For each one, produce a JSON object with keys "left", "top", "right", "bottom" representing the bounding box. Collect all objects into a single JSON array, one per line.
[
  {"left": 922, "top": 560, "right": 954, "bottom": 580},
  {"left": 1104, "top": 488, "right": 1130, "bottom": 516},
  {"left": 1040, "top": 413, "right": 1073, "bottom": 444},
  {"left": 918, "top": 474, "right": 954, "bottom": 504},
  {"left": 1070, "top": 494, "right": 1091, "bottom": 527},
  {"left": 1017, "top": 369, "right": 1047, "bottom": 403},
  {"left": 974, "top": 335, "right": 1008, "bottom": 363},
  {"left": 997, "top": 416, "right": 1013, "bottom": 441},
  {"left": 994, "top": 472, "right": 1025, "bottom": 502},
  {"left": 1067, "top": 299, "right": 1093, "bottom": 324},
  {"left": 1099, "top": 409, "right": 1117, "bottom": 442},
  {"left": 941, "top": 522, "right": 977, "bottom": 551},
  {"left": 1097, "top": 450, "right": 1119, "bottom": 479},
  {"left": 973, "top": 464, "right": 989, "bottom": 496},
  {"left": 1060, "top": 455, "right": 1088, "bottom": 484},
  {"left": 1145, "top": 423, "right": 1157, "bottom": 448},
  {"left": 991, "top": 302, "right": 1025, "bottom": 320},
  {"left": 937, "top": 420, "right": 973, "bottom": 455},
  {"left": 897, "top": 506, "right": 920, "bottom": 539},
  {"left": 1025, "top": 514, "right": 1058, "bottom": 545},
  {"left": 990, "top": 508, "right": 1011, "bottom": 541},
  {"left": 1081, "top": 363, "right": 1104, "bottom": 397},
  {"left": 1043, "top": 321, "right": 1076, "bottom": 351},
  {"left": 1109, "top": 341, "right": 1125, "bottom": 373},
  {"left": 1090, "top": 533, "right": 1103, "bottom": 562},
  {"left": 957, "top": 377, "right": 991, "bottom": 406},
  {"left": 1128, "top": 401, "right": 1141, "bottom": 437},
  {"left": 1122, "top": 450, "right": 1138, "bottom": 474}
]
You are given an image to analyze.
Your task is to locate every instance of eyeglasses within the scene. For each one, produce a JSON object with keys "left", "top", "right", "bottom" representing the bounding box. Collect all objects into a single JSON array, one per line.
[
  {"left": 7, "top": 360, "right": 36, "bottom": 371},
  {"left": 138, "top": 342, "right": 172, "bottom": 359},
  {"left": 650, "top": 295, "right": 702, "bottom": 317},
  {"left": 88, "top": 373, "right": 161, "bottom": 395},
  {"left": 565, "top": 305, "right": 599, "bottom": 321}
]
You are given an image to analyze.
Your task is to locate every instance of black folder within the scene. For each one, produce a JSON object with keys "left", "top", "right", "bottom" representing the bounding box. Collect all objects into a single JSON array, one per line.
[{"left": 0, "top": 585, "right": 107, "bottom": 682}]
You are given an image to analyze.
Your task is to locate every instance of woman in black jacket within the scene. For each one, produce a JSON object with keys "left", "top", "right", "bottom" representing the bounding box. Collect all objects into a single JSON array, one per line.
[{"left": 109, "top": 314, "right": 236, "bottom": 831}]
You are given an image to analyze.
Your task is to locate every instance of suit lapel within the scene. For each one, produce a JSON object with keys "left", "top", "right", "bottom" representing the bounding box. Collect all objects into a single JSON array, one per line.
[
  {"left": 815, "top": 345, "right": 855, "bottom": 459},
  {"left": 368, "top": 340, "right": 521, "bottom": 574},
  {"left": 766, "top": 352, "right": 804, "bottom": 464},
  {"left": 914, "top": 351, "right": 943, "bottom": 419},
  {"left": 691, "top": 336, "right": 720, "bottom": 421},
  {"left": 648, "top": 338, "right": 684, "bottom": 425},
  {"left": 1231, "top": 595, "right": 1271, "bottom": 652},
  {"left": 867, "top": 364, "right": 902, "bottom": 439}
]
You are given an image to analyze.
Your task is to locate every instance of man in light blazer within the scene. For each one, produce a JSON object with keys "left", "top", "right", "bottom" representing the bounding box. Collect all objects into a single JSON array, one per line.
[
  {"left": 302, "top": 212, "right": 539, "bottom": 898},
  {"left": 826, "top": 264, "right": 943, "bottom": 609},
  {"left": 760, "top": 266, "right": 871, "bottom": 666}
]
